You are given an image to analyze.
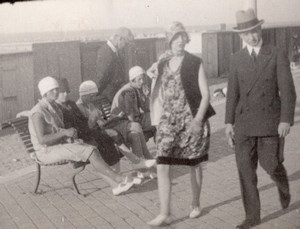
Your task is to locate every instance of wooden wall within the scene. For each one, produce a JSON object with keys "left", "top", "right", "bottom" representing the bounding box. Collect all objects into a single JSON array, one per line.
[
  {"left": 0, "top": 38, "right": 167, "bottom": 123},
  {"left": 0, "top": 52, "right": 34, "bottom": 122},
  {"left": 32, "top": 41, "right": 82, "bottom": 102}
]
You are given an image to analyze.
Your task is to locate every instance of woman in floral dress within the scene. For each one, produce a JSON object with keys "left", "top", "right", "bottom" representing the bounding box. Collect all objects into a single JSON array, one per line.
[{"left": 147, "top": 21, "right": 216, "bottom": 226}]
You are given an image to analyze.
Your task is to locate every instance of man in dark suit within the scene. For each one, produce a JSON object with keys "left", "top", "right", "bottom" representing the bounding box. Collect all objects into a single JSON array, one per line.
[
  {"left": 96, "top": 27, "right": 134, "bottom": 102},
  {"left": 225, "top": 9, "right": 296, "bottom": 229}
]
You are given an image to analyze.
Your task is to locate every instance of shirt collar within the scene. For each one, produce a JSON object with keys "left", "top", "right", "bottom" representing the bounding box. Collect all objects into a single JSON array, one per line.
[
  {"left": 107, "top": 40, "right": 118, "bottom": 54},
  {"left": 246, "top": 39, "right": 263, "bottom": 55}
]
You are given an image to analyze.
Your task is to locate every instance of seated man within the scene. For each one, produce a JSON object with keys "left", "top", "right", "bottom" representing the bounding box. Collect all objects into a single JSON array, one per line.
[
  {"left": 76, "top": 80, "right": 154, "bottom": 162},
  {"left": 111, "top": 66, "right": 152, "bottom": 130},
  {"left": 56, "top": 78, "right": 154, "bottom": 169}
]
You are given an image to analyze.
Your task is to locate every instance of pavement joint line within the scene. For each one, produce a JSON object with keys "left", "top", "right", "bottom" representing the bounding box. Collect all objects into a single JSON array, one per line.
[{"left": 0, "top": 165, "right": 35, "bottom": 184}]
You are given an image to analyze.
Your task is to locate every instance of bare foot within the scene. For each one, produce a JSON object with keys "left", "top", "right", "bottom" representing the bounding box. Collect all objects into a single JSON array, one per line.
[{"left": 147, "top": 214, "right": 172, "bottom": 226}]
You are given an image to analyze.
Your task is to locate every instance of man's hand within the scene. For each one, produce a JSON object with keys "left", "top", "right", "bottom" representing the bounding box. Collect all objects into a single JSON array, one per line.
[
  {"left": 225, "top": 124, "right": 235, "bottom": 148},
  {"left": 278, "top": 122, "right": 290, "bottom": 138}
]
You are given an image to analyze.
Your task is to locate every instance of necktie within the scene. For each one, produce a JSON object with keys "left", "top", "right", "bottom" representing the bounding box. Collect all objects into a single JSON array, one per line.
[{"left": 251, "top": 49, "right": 257, "bottom": 64}]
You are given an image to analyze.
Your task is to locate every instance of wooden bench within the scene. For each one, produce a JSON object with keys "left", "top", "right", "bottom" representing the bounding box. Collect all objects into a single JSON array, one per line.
[
  {"left": 1, "top": 116, "right": 88, "bottom": 195},
  {"left": 94, "top": 96, "right": 156, "bottom": 142}
]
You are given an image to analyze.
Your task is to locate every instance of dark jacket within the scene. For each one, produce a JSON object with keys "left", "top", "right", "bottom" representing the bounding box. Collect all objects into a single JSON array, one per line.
[
  {"left": 96, "top": 43, "right": 126, "bottom": 102},
  {"left": 225, "top": 43, "right": 296, "bottom": 136},
  {"left": 56, "top": 100, "right": 121, "bottom": 166},
  {"left": 157, "top": 51, "right": 216, "bottom": 121}
]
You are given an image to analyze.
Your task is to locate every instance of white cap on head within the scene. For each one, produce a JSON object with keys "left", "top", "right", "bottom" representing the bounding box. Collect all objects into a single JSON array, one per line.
[
  {"left": 79, "top": 80, "right": 98, "bottom": 96},
  {"left": 38, "top": 76, "right": 59, "bottom": 97},
  {"left": 129, "top": 66, "right": 145, "bottom": 81}
]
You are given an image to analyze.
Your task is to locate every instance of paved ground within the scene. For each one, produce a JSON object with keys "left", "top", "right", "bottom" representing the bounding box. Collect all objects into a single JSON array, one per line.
[{"left": 0, "top": 71, "right": 299, "bottom": 229}]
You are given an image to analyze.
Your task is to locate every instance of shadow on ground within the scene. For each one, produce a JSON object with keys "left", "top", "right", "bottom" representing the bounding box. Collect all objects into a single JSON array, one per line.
[{"left": 171, "top": 169, "right": 300, "bottom": 225}]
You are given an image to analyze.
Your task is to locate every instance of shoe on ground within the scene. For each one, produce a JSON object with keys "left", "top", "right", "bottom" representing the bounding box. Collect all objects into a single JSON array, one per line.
[
  {"left": 189, "top": 206, "right": 202, "bottom": 218},
  {"left": 279, "top": 191, "right": 291, "bottom": 209},
  {"left": 236, "top": 219, "right": 261, "bottom": 229},
  {"left": 149, "top": 172, "right": 157, "bottom": 179},
  {"left": 144, "top": 159, "right": 156, "bottom": 168},
  {"left": 133, "top": 177, "right": 142, "bottom": 185},
  {"left": 147, "top": 214, "right": 172, "bottom": 226},
  {"left": 137, "top": 171, "right": 157, "bottom": 180},
  {"left": 137, "top": 171, "right": 145, "bottom": 179},
  {"left": 112, "top": 176, "right": 135, "bottom": 196}
]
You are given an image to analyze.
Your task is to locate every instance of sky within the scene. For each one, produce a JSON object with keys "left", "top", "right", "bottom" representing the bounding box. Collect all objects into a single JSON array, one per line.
[{"left": 0, "top": 0, "right": 300, "bottom": 34}]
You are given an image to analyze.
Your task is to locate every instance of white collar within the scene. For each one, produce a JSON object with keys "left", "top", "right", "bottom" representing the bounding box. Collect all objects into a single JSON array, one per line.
[
  {"left": 246, "top": 39, "right": 263, "bottom": 55},
  {"left": 107, "top": 40, "right": 118, "bottom": 54}
]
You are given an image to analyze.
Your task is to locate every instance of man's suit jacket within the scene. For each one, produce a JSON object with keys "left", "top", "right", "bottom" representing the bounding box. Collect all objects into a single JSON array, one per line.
[
  {"left": 225, "top": 43, "right": 296, "bottom": 136},
  {"left": 96, "top": 43, "right": 126, "bottom": 102}
]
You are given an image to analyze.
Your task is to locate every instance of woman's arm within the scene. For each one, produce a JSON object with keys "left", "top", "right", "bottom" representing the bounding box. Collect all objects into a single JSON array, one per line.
[
  {"left": 188, "top": 64, "right": 210, "bottom": 134},
  {"left": 32, "top": 112, "right": 75, "bottom": 146},
  {"left": 146, "top": 62, "right": 158, "bottom": 80},
  {"left": 194, "top": 63, "right": 210, "bottom": 122}
]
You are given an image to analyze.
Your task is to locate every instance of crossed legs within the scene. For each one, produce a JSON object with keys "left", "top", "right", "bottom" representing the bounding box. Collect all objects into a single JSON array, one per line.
[{"left": 89, "top": 149, "right": 125, "bottom": 187}]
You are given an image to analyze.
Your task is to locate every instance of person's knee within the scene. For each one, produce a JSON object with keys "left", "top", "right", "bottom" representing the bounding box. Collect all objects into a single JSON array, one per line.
[
  {"left": 128, "top": 122, "right": 143, "bottom": 133},
  {"left": 127, "top": 131, "right": 139, "bottom": 141},
  {"left": 261, "top": 160, "right": 282, "bottom": 176}
]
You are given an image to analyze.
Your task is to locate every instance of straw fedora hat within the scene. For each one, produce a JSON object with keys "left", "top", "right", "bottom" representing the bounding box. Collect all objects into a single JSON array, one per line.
[{"left": 233, "top": 8, "right": 264, "bottom": 33}]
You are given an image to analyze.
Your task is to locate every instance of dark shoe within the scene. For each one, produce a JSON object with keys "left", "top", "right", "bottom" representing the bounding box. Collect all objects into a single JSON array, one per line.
[
  {"left": 279, "top": 191, "right": 291, "bottom": 209},
  {"left": 236, "top": 219, "right": 261, "bottom": 229}
]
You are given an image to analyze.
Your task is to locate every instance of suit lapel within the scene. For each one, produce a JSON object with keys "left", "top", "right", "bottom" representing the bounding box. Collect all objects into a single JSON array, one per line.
[
  {"left": 246, "top": 43, "right": 273, "bottom": 94},
  {"left": 238, "top": 48, "right": 257, "bottom": 93},
  {"left": 256, "top": 44, "right": 273, "bottom": 72}
]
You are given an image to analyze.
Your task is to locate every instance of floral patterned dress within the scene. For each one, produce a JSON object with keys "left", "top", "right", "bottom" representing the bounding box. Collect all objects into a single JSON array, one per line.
[{"left": 156, "top": 63, "right": 210, "bottom": 166}]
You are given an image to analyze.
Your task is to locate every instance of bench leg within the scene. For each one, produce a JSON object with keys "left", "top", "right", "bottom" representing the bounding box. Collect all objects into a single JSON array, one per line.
[
  {"left": 72, "top": 165, "right": 86, "bottom": 195},
  {"left": 34, "top": 163, "right": 41, "bottom": 194}
]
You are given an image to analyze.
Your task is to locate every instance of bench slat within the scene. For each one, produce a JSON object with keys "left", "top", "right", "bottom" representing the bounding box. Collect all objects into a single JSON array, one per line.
[{"left": 2, "top": 116, "right": 81, "bottom": 166}]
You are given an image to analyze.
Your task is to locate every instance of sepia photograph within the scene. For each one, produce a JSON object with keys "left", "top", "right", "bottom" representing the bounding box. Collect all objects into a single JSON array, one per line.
[{"left": 0, "top": 0, "right": 299, "bottom": 228}]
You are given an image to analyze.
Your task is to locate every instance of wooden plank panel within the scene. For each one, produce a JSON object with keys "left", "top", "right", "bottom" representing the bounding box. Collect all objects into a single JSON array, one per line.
[
  {"left": 1, "top": 65, "right": 17, "bottom": 98},
  {"left": 80, "top": 41, "right": 103, "bottom": 82},
  {"left": 218, "top": 32, "right": 233, "bottom": 77},
  {"left": 202, "top": 33, "right": 218, "bottom": 78},
  {"left": 33, "top": 41, "right": 82, "bottom": 102},
  {"left": 0, "top": 53, "right": 34, "bottom": 123}
]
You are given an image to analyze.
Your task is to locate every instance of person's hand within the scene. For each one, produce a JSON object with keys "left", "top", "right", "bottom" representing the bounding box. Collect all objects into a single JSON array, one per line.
[
  {"left": 225, "top": 124, "right": 235, "bottom": 148},
  {"left": 96, "top": 119, "right": 105, "bottom": 127},
  {"left": 105, "top": 129, "right": 119, "bottom": 138},
  {"left": 89, "top": 109, "right": 100, "bottom": 122},
  {"left": 278, "top": 122, "right": 290, "bottom": 138},
  {"left": 142, "top": 84, "right": 150, "bottom": 97},
  {"left": 64, "top": 128, "right": 77, "bottom": 138},
  {"left": 147, "top": 62, "right": 158, "bottom": 79},
  {"left": 187, "top": 118, "right": 203, "bottom": 135}
]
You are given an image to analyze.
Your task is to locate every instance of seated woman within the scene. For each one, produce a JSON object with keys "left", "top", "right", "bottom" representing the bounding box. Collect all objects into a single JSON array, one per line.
[
  {"left": 28, "top": 76, "right": 139, "bottom": 196},
  {"left": 55, "top": 78, "right": 154, "bottom": 170},
  {"left": 76, "top": 80, "right": 155, "bottom": 163}
]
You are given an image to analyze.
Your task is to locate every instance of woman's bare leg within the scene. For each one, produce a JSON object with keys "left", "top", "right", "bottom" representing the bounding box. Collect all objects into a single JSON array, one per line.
[
  {"left": 190, "top": 164, "right": 203, "bottom": 207},
  {"left": 88, "top": 150, "right": 124, "bottom": 188},
  {"left": 118, "top": 141, "right": 156, "bottom": 170},
  {"left": 111, "top": 162, "right": 121, "bottom": 173},
  {"left": 147, "top": 164, "right": 172, "bottom": 226},
  {"left": 128, "top": 131, "right": 144, "bottom": 158},
  {"left": 138, "top": 132, "right": 153, "bottom": 159},
  {"left": 118, "top": 143, "right": 140, "bottom": 163}
]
